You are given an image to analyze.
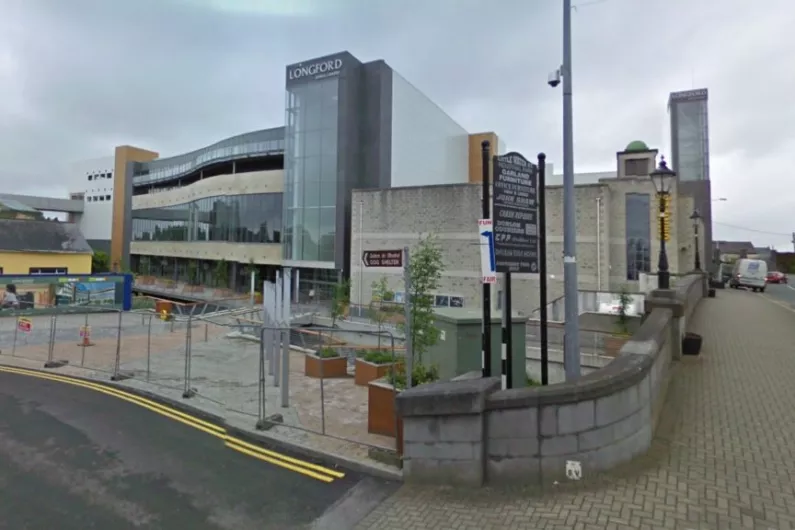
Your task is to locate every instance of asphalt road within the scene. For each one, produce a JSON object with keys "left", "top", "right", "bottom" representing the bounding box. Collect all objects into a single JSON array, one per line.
[
  {"left": 763, "top": 282, "right": 795, "bottom": 307},
  {"left": 0, "top": 370, "right": 398, "bottom": 530}
]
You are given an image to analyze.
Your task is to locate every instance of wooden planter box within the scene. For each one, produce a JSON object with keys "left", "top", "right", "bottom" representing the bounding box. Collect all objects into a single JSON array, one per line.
[
  {"left": 138, "top": 276, "right": 156, "bottom": 285},
  {"left": 304, "top": 353, "right": 349, "bottom": 379},
  {"left": 368, "top": 379, "right": 403, "bottom": 442},
  {"left": 354, "top": 359, "right": 394, "bottom": 386},
  {"left": 605, "top": 335, "right": 630, "bottom": 357},
  {"left": 184, "top": 285, "right": 204, "bottom": 294}
]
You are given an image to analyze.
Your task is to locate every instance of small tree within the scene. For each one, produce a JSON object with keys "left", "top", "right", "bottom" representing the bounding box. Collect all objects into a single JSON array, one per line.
[
  {"left": 140, "top": 256, "right": 151, "bottom": 276},
  {"left": 616, "top": 287, "right": 632, "bottom": 336},
  {"left": 213, "top": 259, "right": 229, "bottom": 289},
  {"left": 330, "top": 279, "right": 351, "bottom": 340},
  {"left": 92, "top": 251, "right": 110, "bottom": 273},
  {"left": 399, "top": 234, "right": 444, "bottom": 383},
  {"left": 370, "top": 276, "right": 394, "bottom": 348},
  {"left": 187, "top": 260, "right": 199, "bottom": 285}
]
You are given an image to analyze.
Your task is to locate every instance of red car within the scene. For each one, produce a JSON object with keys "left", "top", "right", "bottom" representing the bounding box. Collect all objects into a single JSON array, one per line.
[{"left": 766, "top": 271, "right": 788, "bottom": 284}]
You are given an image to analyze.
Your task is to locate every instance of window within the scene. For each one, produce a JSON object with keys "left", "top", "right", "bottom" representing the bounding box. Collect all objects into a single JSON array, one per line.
[
  {"left": 30, "top": 267, "right": 68, "bottom": 275},
  {"left": 88, "top": 175, "right": 93, "bottom": 181},
  {"left": 131, "top": 192, "right": 283, "bottom": 244},
  {"left": 624, "top": 159, "right": 649, "bottom": 177},
  {"left": 625, "top": 193, "right": 651, "bottom": 280},
  {"left": 105, "top": 195, "right": 111, "bottom": 200}
]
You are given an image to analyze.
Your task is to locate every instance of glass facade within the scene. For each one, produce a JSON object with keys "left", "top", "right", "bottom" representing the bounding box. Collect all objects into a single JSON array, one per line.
[
  {"left": 131, "top": 193, "right": 282, "bottom": 244},
  {"left": 672, "top": 99, "right": 709, "bottom": 182},
  {"left": 132, "top": 129, "right": 285, "bottom": 187},
  {"left": 283, "top": 77, "right": 339, "bottom": 263},
  {"left": 625, "top": 193, "right": 652, "bottom": 280}
]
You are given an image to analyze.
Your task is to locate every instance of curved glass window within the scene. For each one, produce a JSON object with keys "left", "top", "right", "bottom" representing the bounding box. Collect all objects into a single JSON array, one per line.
[
  {"left": 132, "top": 193, "right": 282, "bottom": 244},
  {"left": 132, "top": 128, "right": 285, "bottom": 186}
]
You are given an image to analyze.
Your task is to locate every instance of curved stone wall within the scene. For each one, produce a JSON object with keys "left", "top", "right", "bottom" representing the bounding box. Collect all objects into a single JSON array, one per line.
[{"left": 396, "top": 272, "right": 707, "bottom": 486}]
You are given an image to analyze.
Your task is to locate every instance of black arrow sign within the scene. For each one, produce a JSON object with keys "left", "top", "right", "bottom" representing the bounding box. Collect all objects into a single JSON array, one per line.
[{"left": 362, "top": 250, "right": 403, "bottom": 267}]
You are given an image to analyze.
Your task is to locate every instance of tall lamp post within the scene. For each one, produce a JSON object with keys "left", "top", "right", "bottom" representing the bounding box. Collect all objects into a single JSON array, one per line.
[
  {"left": 650, "top": 157, "right": 676, "bottom": 289},
  {"left": 690, "top": 209, "right": 702, "bottom": 270}
]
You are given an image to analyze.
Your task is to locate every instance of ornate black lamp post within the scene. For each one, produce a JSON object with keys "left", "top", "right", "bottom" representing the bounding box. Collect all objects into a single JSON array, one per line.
[
  {"left": 649, "top": 157, "right": 677, "bottom": 289},
  {"left": 690, "top": 209, "right": 702, "bottom": 270}
]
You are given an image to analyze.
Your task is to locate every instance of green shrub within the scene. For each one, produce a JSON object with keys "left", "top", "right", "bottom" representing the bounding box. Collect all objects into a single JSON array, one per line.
[
  {"left": 360, "top": 350, "right": 394, "bottom": 365},
  {"left": 527, "top": 376, "right": 542, "bottom": 387},
  {"left": 316, "top": 347, "right": 340, "bottom": 359},
  {"left": 388, "top": 363, "right": 439, "bottom": 391}
]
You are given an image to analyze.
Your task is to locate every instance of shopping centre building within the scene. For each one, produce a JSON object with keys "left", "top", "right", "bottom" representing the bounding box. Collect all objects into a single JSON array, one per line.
[
  {"left": 101, "top": 51, "right": 505, "bottom": 294},
  {"left": 73, "top": 50, "right": 709, "bottom": 302}
]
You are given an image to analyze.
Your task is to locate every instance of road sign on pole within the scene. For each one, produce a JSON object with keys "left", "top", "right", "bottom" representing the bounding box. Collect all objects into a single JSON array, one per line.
[
  {"left": 479, "top": 219, "right": 497, "bottom": 284},
  {"left": 493, "top": 152, "right": 539, "bottom": 274},
  {"left": 362, "top": 250, "right": 403, "bottom": 267}
]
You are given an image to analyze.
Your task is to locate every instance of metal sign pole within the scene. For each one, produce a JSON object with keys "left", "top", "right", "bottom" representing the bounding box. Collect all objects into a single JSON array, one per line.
[
  {"left": 481, "top": 140, "right": 493, "bottom": 378},
  {"left": 538, "top": 153, "right": 550, "bottom": 385},
  {"left": 501, "top": 273, "right": 512, "bottom": 389},
  {"left": 403, "top": 246, "right": 413, "bottom": 389}
]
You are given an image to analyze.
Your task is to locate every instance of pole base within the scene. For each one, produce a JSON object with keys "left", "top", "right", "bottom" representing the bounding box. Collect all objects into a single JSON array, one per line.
[
  {"left": 44, "top": 360, "right": 68, "bottom": 369},
  {"left": 110, "top": 371, "right": 133, "bottom": 381},
  {"left": 255, "top": 413, "right": 284, "bottom": 431},
  {"left": 182, "top": 388, "right": 197, "bottom": 399},
  {"left": 78, "top": 342, "right": 95, "bottom": 347}
]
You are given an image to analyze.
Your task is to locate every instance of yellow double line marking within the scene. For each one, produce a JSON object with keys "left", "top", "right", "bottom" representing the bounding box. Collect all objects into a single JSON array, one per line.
[{"left": 0, "top": 365, "right": 345, "bottom": 483}]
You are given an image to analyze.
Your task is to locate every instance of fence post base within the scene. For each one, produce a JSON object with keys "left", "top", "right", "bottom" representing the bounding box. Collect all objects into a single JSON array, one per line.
[
  {"left": 256, "top": 413, "right": 284, "bottom": 431},
  {"left": 44, "top": 360, "right": 68, "bottom": 369}
]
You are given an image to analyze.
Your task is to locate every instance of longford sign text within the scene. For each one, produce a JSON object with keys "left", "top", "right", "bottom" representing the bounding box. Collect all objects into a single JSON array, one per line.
[{"left": 288, "top": 58, "right": 343, "bottom": 82}]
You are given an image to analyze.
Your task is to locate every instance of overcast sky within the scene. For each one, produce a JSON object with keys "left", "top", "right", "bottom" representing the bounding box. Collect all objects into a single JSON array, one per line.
[{"left": 1, "top": 0, "right": 793, "bottom": 248}]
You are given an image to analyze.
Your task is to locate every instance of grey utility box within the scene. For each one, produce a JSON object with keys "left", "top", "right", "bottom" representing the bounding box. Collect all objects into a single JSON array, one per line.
[{"left": 423, "top": 307, "right": 528, "bottom": 389}]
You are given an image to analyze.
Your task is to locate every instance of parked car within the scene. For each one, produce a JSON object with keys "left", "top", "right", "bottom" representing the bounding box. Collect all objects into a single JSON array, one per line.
[
  {"left": 766, "top": 271, "right": 788, "bottom": 284},
  {"left": 729, "top": 258, "right": 768, "bottom": 292}
]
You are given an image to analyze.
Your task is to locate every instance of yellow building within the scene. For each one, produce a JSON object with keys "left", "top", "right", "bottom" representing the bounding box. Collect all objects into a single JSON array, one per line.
[{"left": 0, "top": 218, "right": 93, "bottom": 276}]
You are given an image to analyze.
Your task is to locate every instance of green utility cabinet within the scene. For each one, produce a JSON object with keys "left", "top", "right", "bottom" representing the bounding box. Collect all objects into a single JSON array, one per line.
[{"left": 424, "top": 308, "right": 528, "bottom": 389}]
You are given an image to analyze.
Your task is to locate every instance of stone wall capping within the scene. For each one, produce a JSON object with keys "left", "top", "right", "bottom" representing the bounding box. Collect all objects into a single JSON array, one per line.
[{"left": 397, "top": 376, "right": 501, "bottom": 417}]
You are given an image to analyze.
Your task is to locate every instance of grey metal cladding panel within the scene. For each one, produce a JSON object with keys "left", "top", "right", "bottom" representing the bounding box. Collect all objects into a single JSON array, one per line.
[
  {"left": 679, "top": 179, "right": 714, "bottom": 267},
  {"left": 335, "top": 61, "right": 362, "bottom": 274},
  {"left": 361, "top": 60, "right": 393, "bottom": 190},
  {"left": 285, "top": 51, "right": 360, "bottom": 88},
  {"left": 0, "top": 194, "right": 84, "bottom": 213},
  {"left": 669, "top": 103, "right": 680, "bottom": 172}
]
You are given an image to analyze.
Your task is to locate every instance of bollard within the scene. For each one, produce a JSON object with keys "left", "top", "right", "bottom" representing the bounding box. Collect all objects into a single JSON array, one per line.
[{"left": 204, "top": 322, "right": 208, "bottom": 342}]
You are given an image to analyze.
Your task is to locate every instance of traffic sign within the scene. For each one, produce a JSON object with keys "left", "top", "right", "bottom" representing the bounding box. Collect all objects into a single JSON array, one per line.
[
  {"left": 493, "top": 152, "right": 539, "bottom": 274},
  {"left": 362, "top": 250, "right": 403, "bottom": 267},
  {"left": 479, "top": 219, "right": 497, "bottom": 284}
]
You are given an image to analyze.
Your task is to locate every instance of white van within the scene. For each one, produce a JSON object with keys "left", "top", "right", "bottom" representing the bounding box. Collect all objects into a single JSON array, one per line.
[{"left": 729, "top": 258, "right": 768, "bottom": 292}]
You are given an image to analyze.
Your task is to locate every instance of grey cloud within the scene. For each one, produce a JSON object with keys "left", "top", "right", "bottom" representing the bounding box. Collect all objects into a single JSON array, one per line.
[{"left": 1, "top": 0, "right": 794, "bottom": 248}]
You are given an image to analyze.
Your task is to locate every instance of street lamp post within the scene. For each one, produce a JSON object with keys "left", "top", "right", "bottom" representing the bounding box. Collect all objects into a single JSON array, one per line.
[
  {"left": 690, "top": 209, "right": 702, "bottom": 270},
  {"left": 650, "top": 157, "right": 677, "bottom": 289}
]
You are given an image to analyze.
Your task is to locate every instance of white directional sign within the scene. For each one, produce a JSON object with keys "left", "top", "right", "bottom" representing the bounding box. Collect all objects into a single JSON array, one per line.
[{"left": 479, "top": 219, "right": 497, "bottom": 284}]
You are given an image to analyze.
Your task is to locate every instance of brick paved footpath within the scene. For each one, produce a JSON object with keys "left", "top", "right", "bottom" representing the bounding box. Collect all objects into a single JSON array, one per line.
[{"left": 356, "top": 289, "right": 795, "bottom": 530}]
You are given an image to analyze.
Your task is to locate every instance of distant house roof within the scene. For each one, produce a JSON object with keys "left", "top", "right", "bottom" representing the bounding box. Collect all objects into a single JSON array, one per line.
[
  {"left": 0, "top": 197, "right": 38, "bottom": 213},
  {"left": 0, "top": 219, "right": 93, "bottom": 254},
  {"left": 715, "top": 240, "right": 755, "bottom": 255}
]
